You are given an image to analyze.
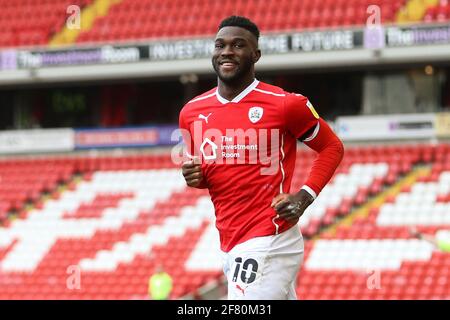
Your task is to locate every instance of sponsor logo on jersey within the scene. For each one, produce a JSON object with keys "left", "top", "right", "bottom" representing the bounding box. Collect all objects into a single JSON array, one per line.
[{"left": 200, "top": 138, "right": 218, "bottom": 160}]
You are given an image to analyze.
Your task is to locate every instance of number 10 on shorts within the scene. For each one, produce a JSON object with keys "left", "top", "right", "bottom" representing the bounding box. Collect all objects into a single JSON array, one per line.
[{"left": 232, "top": 257, "right": 259, "bottom": 284}]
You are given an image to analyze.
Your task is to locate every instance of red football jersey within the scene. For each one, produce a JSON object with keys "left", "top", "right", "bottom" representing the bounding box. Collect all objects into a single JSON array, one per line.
[{"left": 179, "top": 79, "right": 319, "bottom": 252}]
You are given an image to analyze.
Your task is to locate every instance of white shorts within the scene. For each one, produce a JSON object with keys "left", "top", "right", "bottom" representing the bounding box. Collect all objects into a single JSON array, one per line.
[{"left": 221, "top": 225, "right": 304, "bottom": 300}]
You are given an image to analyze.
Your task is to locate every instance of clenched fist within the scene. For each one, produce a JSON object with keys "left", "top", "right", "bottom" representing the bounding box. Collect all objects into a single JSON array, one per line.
[
  {"left": 181, "top": 158, "right": 204, "bottom": 188},
  {"left": 271, "top": 189, "right": 314, "bottom": 223}
]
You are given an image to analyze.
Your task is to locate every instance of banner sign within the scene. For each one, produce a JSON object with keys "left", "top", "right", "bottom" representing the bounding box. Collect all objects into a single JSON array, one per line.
[
  {"left": 435, "top": 112, "right": 450, "bottom": 138},
  {"left": 0, "top": 128, "right": 74, "bottom": 154},
  {"left": 335, "top": 113, "right": 436, "bottom": 141},
  {"left": 1, "top": 23, "right": 449, "bottom": 70},
  {"left": 386, "top": 24, "right": 450, "bottom": 47},
  {"left": 148, "top": 30, "right": 362, "bottom": 60},
  {"left": 0, "top": 50, "right": 17, "bottom": 70},
  {"left": 74, "top": 125, "right": 177, "bottom": 149},
  {"left": 16, "top": 45, "right": 146, "bottom": 69}
]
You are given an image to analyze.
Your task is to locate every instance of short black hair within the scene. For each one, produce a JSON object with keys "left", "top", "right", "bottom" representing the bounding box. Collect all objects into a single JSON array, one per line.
[{"left": 218, "top": 16, "right": 260, "bottom": 41}]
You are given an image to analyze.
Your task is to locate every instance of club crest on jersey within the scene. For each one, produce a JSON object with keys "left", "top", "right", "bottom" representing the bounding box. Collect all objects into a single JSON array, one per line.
[{"left": 248, "top": 106, "right": 263, "bottom": 124}]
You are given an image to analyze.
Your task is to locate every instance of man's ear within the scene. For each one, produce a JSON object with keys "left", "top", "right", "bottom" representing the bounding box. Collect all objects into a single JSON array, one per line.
[{"left": 253, "top": 49, "right": 261, "bottom": 63}]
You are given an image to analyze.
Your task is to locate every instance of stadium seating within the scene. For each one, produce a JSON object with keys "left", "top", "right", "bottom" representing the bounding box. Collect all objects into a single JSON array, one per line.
[
  {"left": 0, "top": 0, "right": 91, "bottom": 48},
  {"left": 76, "top": 0, "right": 408, "bottom": 44},
  {"left": 0, "top": 158, "right": 75, "bottom": 223},
  {"left": 422, "top": 0, "right": 450, "bottom": 23},
  {"left": 297, "top": 144, "right": 450, "bottom": 300},
  {"left": 6, "top": 0, "right": 450, "bottom": 48},
  {"left": 0, "top": 143, "right": 449, "bottom": 299},
  {"left": 0, "top": 154, "right": 221, "bottom": 299}
]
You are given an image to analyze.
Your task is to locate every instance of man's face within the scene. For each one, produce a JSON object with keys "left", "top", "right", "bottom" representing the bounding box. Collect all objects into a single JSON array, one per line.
[{"left": 212, "top": 26, "right": 261, "bottom": 84}]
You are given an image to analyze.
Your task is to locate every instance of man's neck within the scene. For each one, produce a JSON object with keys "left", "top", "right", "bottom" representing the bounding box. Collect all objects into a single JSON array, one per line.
[{"left": 217, "top": 75, "right": 255, "bottom": 101}]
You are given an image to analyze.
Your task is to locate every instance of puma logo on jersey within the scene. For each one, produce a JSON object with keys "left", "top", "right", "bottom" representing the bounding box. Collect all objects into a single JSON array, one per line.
[
  {"left": 198, "top": 113, "right": 212, "bottom": 123},
  {"left": 236, "top": 284, "right": 247, "bottom": 296}
]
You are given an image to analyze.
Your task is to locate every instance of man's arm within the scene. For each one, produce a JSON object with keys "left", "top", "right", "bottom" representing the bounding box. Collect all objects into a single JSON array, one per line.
[
  {"left": 301, "top": 118, "right": 345, "bottom": 197},
  {"left": 273, "top": 94, "right": 344, "bottom": 222},
  {"left": 272, "top": 118, "right": 344, "bottom": 222}
]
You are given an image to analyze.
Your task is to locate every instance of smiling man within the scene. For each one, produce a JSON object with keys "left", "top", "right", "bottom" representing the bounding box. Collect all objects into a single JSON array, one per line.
[{"left": 179, "top": 16, "right": 344, "bottom": 300}]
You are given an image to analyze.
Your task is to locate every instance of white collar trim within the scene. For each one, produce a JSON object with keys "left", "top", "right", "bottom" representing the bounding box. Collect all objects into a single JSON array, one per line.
[{"left": 215, "top": 79, "right": 259, "bottom": 104}]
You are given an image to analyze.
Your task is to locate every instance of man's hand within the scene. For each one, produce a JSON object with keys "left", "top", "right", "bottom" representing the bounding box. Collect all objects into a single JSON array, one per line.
[
  {"left": 182, "top": 158, "right": 204, "bottom": 188},
  {"left": 271, "top": 189, "right": 314, "bottom": 223}
]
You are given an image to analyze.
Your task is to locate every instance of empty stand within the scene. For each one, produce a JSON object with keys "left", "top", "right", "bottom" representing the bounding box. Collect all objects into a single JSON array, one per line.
[
  {"left": 297, "top": 144, "right": 450, "bottom": 300},
  {"left": 0, "top": 158, "right": 75, "bottom": 222},
  {"left": 0, "top": 0, "right": 92, "bottom": 48},
  {"left": 0, "top": 143, "right": 449, "bottom": 299},
  {"left": 423, "top": 0, "right": 450, "bottom": 23},
  {"left": 2, "top": 0, "right": 450, "bottom": 48},
  {"left": 77, "top": 0, "right": 408, "bottom": 44}
]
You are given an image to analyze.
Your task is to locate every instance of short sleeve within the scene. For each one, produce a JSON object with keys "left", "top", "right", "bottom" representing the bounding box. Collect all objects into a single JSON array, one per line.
[{"left": 284, "top": 93, "right": 320, "bottom": 139}]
